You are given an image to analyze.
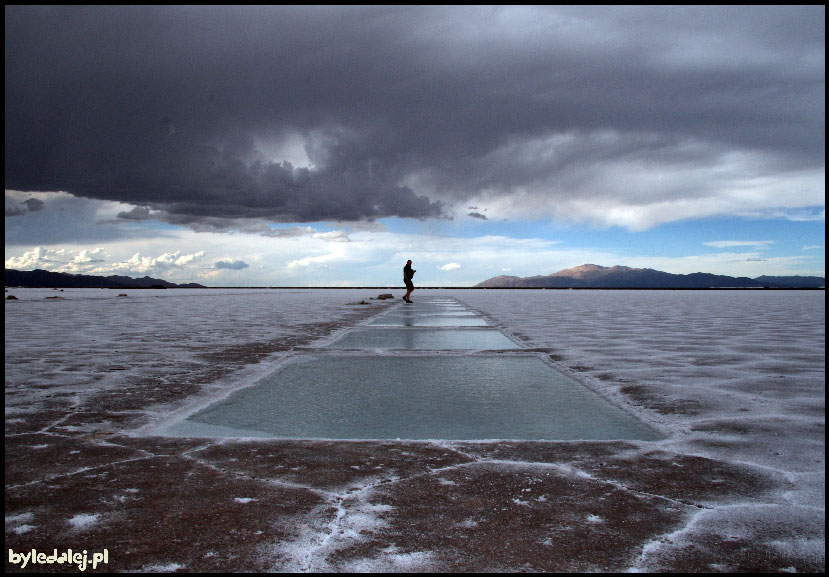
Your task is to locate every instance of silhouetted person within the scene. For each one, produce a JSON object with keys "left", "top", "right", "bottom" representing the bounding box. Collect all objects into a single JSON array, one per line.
[{"left": 403, "top": 260, "right": 415, "bottom": 303}]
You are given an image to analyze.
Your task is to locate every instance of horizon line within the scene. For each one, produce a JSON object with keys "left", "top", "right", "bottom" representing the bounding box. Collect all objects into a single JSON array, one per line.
[{"left": 10, "top": 286, "right": 821, "bottom": 291}]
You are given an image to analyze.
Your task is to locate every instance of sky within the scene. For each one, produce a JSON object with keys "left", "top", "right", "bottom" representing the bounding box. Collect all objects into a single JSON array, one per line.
[{"left": 5, "top": 5, "right": 825, "bottom": 287}]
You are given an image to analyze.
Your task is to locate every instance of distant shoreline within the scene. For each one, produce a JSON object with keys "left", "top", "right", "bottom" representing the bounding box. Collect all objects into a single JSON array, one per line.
[
  {"left": 213, "top": 286, "right": 825, "bottom": 290},
  {"left": 6, "top": 267, "right": 823, "bottom": 291},
  {"left": 8, "top": 286, "right": 822, "bottom": 291}
]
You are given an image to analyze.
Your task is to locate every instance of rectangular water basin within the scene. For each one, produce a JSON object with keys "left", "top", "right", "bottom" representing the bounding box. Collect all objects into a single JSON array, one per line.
[
  {"left": 396, "top": 304, "right": 472, "bottom": 314},
  {"left": 327, "top": 328, "right": 518, "bottom": 349},
  {"left": 389, "top": 309, "right": 479, "bottom": 316},
  {"left": 164, "top": 356, "right": 663, "bottom": 441},
  {"left": 402, "top": 311, "right": 479, "bottom": 317},
  {"left": 369, "top": 315, "right": 488, "bottom": 327}
]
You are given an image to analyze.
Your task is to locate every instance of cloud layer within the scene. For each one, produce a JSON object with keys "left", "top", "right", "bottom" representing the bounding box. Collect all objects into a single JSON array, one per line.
[
  {"left": 5, "top": 6, "right": 825, "bottom": 231},
  {"left": 5, "top": 245, "right": 207, "bottom": 277}
]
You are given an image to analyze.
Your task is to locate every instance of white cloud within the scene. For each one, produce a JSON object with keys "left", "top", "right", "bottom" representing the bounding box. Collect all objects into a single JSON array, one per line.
[
  {"left": 5, "top": 245, "right": 207, "bottom": 277},
  {"left": 438, "top": 262, "right": 462, "bottom": 271},
  {"left": 312, "top": 230, "right": 351, "bottom": 242},
  {"left": 285, "top": 246, "right": 347, "bottom": 271},
  {"left": 5, "top": 246, "right": 66, "bottom": 270},
  {"left": 4, "top": 246, "right": 108, "bottom": 273},
  {"left": 114, "top": 251, "right": 206, "bottom": 274},
  {"left": 70, "top": 248, "right": 107, "bottom": 265}
]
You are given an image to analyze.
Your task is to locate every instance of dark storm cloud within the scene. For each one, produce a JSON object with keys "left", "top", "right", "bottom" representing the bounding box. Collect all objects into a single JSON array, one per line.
[
  {"left": 117, "top": 206, "right": 152, "bottom": 221},
  {"left": 4, "top": 192, "right": 172, "bottom": 245},
  {"left": 5, "top": 195, "right": 45, "bottom": 217},
  {"left": 5, "top": 206, "right": 25, "bottom": 218},
  {"left": 23, "top": 198, "right": 45, "bottom": 212},
  {"left": 5, "top": 196, "right": 26, "bottom": 217},
  {"left": 5, "top": 6, "right": 824, "bottom": 228}
]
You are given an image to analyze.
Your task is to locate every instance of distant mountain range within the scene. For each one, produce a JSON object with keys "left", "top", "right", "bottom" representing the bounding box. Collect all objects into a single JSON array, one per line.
[
  {"left": 4, "top": 269, "right": 206, "bottom": 289},
  {"left": 474, "top": 264, "right": 825, "bottom": 289},
  {"left": 6, "top": 265, "right": 824, "bottom": 290}
]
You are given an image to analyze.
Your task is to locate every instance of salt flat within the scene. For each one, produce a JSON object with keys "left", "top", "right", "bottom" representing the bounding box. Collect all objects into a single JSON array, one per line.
[{"left": 5, "top": 288, "right": 824, "bottom": 572}]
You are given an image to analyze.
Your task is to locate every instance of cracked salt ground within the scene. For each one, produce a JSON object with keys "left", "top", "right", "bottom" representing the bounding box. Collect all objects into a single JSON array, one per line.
[
  {"left": 5, "top": 288, "right": 824, "bottom": 572},
  {"left": 161, "top": 298, "right": 663, "bottom": 441}
]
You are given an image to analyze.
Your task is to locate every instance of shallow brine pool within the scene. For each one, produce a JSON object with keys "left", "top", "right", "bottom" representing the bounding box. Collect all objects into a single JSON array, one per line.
[
  {"left": 162, "top": 356, "right": 663, "bottom": 441},
  {"left": 326, "top": 328, "right": 518, "bottom": 349}
]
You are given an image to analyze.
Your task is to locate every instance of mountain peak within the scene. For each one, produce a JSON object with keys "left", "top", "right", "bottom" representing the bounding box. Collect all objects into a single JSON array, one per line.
[
  {"left": 550, "top": 264, "right": 636, "bottom": 280},
  {"left": 474, "top": 264, "right": 825, "bottom": 289}
]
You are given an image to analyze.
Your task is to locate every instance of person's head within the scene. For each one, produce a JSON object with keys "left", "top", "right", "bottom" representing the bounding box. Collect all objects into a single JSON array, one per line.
[{"left": 407, "top": 260, "right": 412, "bottom": 265}]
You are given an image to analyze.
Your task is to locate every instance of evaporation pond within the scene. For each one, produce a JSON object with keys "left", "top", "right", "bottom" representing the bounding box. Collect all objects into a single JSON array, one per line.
[
  {"left": 382, "top": 308, "right": 479, "bottom": 316},
  {"left": 390, "top": 306, "right": 478, "bottom": 316},
  {"left": 327, "top": 328, "right": 517, "bottom": 349},
  {"left": 369, "top": 315, "right": 488, "bottom": 327},
  {"left": 164, "top": 356, "right": 663, "bottom": 441}
]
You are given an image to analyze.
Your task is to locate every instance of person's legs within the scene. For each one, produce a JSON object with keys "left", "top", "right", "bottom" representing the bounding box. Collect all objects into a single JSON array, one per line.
[{"left": 403, "top": 282, "right": 414, "bottom": 302}]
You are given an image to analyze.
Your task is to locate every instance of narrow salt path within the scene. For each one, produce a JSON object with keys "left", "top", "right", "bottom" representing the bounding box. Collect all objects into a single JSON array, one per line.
[{"left": 158, "top": 296, "right": 662, "bottom": 441}]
